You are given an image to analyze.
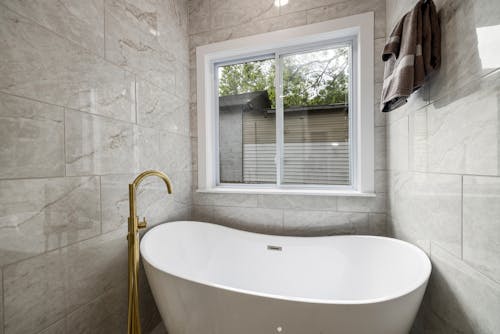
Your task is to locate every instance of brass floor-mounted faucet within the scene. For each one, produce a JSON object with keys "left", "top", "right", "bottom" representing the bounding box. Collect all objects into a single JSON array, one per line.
[{"left": 127, "top": 170, "right": 173, "bottom": 334}]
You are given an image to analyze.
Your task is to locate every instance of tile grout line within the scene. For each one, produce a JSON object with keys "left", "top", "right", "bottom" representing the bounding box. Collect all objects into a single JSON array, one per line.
[
  {"left": 0, "top": 2, "right": 186, "bottom": 103},
  {"left": 63, "top": 109, "right": 67, "bottom": 177},
  {"left": 199, "top": 0, "right": 385, "bottom": 39},
  {"left": 103, "top": 0, "right": 106, "bottom": 61},
  {"left": 34, "top": 314, "right": 65, "bottom": 334},
  {"left": 430, "top": 240, "right": 500, "bottom": 286},
  {"left": 135, "top": 75, "right": 138, "bottom": 125},
  {"left": 0, "top": 226, "right": 126, "bottom": 272},
  {"left": 99, "top": 175, "right": 103, "bottom": 235},
  {"left": 1, "top": 267, "right": 4, "bottom": 334},
  {"left": 0, "top": 91, "right": 192, "bottom": 135},
  {"left": 460, "top": 174, "right": 464, "bottom": 260},
  {"left": 407, "top": 114, "right": 411, "bottom": 172},
  {"left": 0, "top": 163, "right": 194, "bottom": 182}
]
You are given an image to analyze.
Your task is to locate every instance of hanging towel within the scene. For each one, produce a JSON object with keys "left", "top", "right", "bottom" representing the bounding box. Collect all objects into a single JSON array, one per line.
[{"left": 380, "top": 0, "right": 441, "bottom": 112}]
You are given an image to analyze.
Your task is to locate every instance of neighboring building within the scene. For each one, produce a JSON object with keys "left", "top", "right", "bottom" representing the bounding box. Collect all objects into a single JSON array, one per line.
[{"left": 219, "top": 91, "right": 350, "bottom": 185}]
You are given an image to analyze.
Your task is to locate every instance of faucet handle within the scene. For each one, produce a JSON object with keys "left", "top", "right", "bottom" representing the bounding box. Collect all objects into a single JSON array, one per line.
[{"left": 138, "top": 217, "right": 147, "bottom": 229}]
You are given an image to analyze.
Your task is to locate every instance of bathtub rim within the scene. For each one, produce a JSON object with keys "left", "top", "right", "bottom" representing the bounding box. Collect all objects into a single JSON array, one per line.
[{"left": 140, "top": 221, "right": 432, "bottom": 306}]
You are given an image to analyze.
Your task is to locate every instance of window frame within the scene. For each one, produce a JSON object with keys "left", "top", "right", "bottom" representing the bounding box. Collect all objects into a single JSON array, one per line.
[{"left": 196, "top": 12, "right": 374, "bottom": 196}]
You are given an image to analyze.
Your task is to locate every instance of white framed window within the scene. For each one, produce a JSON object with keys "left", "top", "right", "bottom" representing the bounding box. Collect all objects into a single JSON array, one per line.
[{"left": 196, "top": 12, "right": 374, "bottom": 196}]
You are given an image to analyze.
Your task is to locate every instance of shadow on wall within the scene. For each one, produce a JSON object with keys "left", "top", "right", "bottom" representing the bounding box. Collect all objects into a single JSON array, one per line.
[{"left": 411, "top": 264, "right": 475, "bottom": 333}]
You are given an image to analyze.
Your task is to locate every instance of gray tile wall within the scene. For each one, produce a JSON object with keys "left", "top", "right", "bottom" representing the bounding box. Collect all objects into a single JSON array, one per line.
[
  {"left": 385, "top": 0, "right": 500, "bottom": 332},
  {"left": 0, "top": 0, "right": 191, "bottom": 333},
  {"left": 188, "top": 0, "right": 388, "bottom": 237}
]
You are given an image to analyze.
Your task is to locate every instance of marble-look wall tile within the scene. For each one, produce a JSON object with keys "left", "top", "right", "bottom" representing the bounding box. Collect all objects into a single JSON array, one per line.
[
  {"left": 38, "top": 319, "right": 66, "bottom": 334},
  {"left": 374, "top": 170, "right": 388, "bottom": 194},
  {"left": 150, "top": 323, "right": 168, "bottom": 334},
  {"left": 188, "top": 0, "right": 211, "bottom": 34},
  {"left": 3, "top": 250, "right": 66, "bottom": 334},
  {"left": 0, "top": 94, "right": 65, "bottom": 179},
  {"left": 463, "top": 176, "right": 500, "bottom": 283},
  {"left": 0, "top": 0, "right": 190, "bottom": 332},
  {"left": 104, "top": 0, "right": 176, "bottom": 92},
  {"left": 209, "top": 0, "right": 278, "bottom": 30},
  {"left": 225, "top": 11, "right": 308, "bottom": 41},
  {"left": 190, "top": 136, "right": 198, "bottom": 171},
  {"left": 283, "top": 210, "right": 369, "bottom": 236},
  {"left": 188, "top": 26, "right": 233, "bottom": 51},
  {"left": 64, "top": 228, "right": 127, "bottom": 313},
  {"left": 0, "top": 7, "right": 136, "bottom": 123},
  {"left": 0, "top": 268, "right": 3, "bottom": 334},
  {"left": 0, "top": 176, "right": 101, "bottom": 267},
  {"left": 374, "top": 126, "right": 386, "bottom": 170},
  {"left": 429, "top": 0, "right": 500, "bottom": 101},
  {"left": 368, "top": 213, "right": 387, "bottom": 236},
  {"left": 429, "top": 245, "right": 500, "bottom": 333},
  {"left": 375, "top": 106, "right": 387, "bottom": 127},
  {"left": 278, "top": 0, "right": 345, "bottom": 16},
  {"left": 175, "top": 63, "right": 190, "bottom": 100},
  {"left": 374, "top": 37, "right": 385, "bottom": 84},
  {"left": 387, "top": 116, "right": 409, "bottom": 171},
  {"left": 212, "top": 206, "right": 283, "bottom": 234},
  {"left": 337, "top": 193, "right": 386, "bottom": 213},
  {"left": 386, "top": 0, "right": 500, "bottom": 332},
  {"left": 307, "top": 0, "right": 386, "bottom": 39},
  {"left": 165, "top": 202, "right": 192, "bottom": 222},
  {"left": 65, "top": 110, "right": 160, "bottom": 176},
  {"left": 189, "top": 97, "right": 197, "bottom": 129},
  {"left": 137, "top": 80, "right": 190, "bottom": 135},
  {"left": 409, "top": 109, "right": 428, "bottom": 172},
  {"left": 136, "top": 125, "right": 162, "bottom": 172},
  {"left": 388, "top": 171, "right": 462, "bottom": 257},
  {"left": 65, "top": 284, "right": 127, "bottom": 334},
  {"left": 105, "top": 0, "right": 159, "bottom": 37},
  {"left": 385, "top": 86, "right": 428, "bottom": 126},
  {"left": 191, "top": 205, "right": 214, "bottom": 222},
  {"left": 194, "top": 193, "right": 258, "bottom": 207},
  {"left": 158, "top": 0, "right": 189, "bottom": 62},
  {"left": 169, "top": 171, "right": 194, "bottom": 206},
  {"left": 374, "top": 83, "right": 383, "bottom": 107},
  {"left": 257, "top": 194, "right": 337, "bottom": 211},
  {"left": 159, "top": 131, "right": 192, "bottom": 172},
  {"left": 1, "top": 0, "right": 105, "bottom": 57},
  {"left": 188, "top": 10, "right": 310, "bottom": 49},
  {"left": 426, "top": 70, "right": 500, "bottom": 176},
  {"left": 385, "top": 0, "right": 414, "bottom": 36}
]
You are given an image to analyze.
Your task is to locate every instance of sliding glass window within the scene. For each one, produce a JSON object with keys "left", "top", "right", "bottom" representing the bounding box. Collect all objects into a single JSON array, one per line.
[{"left": 215, "top": 40, "right": 354, "bottom": 188}]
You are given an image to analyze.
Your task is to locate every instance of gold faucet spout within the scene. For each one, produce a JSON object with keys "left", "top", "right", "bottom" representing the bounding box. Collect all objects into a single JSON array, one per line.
[
  {"left": 131, "top": 170, "right": 173, "bottom": 194},
  {"left": 128, "top": 170, "right": 173, "bottom": 225},
  {"left": 127, "top": 170, "right": 173, "bottom": 334}
]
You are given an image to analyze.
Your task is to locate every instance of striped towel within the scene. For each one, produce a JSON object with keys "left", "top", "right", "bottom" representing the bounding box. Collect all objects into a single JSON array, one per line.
[{"left": 380, "top": 0, "right": 441, "bottom": 112}]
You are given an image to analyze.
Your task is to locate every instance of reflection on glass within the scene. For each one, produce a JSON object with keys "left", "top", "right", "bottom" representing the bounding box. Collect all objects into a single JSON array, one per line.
[
  {"left": 217, "top": 58, "right": 276, "bottom": 184},
  {"left": 282, "top": 46, "right": 351, "bottom": 185}
]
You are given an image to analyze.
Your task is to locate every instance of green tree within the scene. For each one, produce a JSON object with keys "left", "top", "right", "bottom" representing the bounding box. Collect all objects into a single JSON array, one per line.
[
  {"left": 218, "top": 47, "right": 349, "bottom": 109},
  {"left": 218, "top": 60, "right": 276, "bottom": 107}
]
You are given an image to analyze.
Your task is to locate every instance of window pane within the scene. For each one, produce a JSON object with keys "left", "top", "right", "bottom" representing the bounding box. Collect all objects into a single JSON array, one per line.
[
  {"left": 281, "top": 46, "right": 350, "bottom": 185},
  {"left": 217, "top": 58, "right": 276, "bottom": 184}
]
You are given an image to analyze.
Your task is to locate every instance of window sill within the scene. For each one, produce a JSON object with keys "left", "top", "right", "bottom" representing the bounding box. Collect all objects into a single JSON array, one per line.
[{"left": 196, "top": 187, "right": 376, "bottom": 197}]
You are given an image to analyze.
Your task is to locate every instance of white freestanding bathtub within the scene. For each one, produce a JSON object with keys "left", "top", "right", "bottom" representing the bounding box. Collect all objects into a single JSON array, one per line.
[{"left": 141, "top": 221, "right": 431, "bottom": 334}]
